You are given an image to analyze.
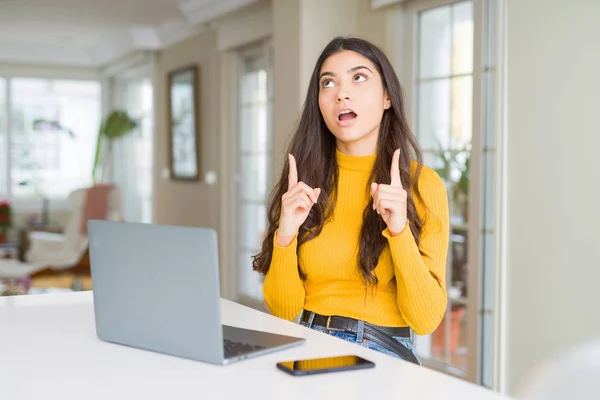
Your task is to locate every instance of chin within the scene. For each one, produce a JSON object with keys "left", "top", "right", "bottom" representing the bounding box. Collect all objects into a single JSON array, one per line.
[
  {"left": 330, "top": 127, "right": 361, "bottom": 142},
  {"left": 331, "top": 127, "right": 375, "bottom": 146}
]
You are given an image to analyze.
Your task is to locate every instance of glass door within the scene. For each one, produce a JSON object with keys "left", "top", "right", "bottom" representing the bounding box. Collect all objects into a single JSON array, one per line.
[
  {"left": 112, "top": 71, "right": 154, "bottom": 223},
  {"left": 233, "top": 41, "right": 273, "bottom": 310},
  {"left": 404, "top": 0, "right": 500, "bottom": 386}
]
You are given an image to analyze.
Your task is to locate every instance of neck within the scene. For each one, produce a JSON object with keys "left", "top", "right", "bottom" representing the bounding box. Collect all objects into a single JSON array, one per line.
[{"left": 335, "top": 129, "right": 379, "bottom": 156}]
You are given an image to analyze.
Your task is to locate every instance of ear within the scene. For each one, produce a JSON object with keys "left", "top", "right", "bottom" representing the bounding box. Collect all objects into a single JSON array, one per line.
[{"left": 383, "top": 91, "right": 391, "bottom": 109}]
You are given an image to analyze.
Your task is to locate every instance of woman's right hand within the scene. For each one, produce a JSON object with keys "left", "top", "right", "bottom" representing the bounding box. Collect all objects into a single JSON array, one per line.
[{"left": 277, "top": 154, "right": 321, "bottom": 247}]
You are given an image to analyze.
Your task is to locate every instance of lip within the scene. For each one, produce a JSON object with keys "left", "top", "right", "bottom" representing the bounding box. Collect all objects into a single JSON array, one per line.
[{"left": 336, "top": 108, "right": 358, "bottom": 127}]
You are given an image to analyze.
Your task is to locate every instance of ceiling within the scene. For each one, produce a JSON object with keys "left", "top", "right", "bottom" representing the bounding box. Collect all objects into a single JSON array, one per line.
[{"left": 0, "top": 0, "right": 258, "bottom": 67}]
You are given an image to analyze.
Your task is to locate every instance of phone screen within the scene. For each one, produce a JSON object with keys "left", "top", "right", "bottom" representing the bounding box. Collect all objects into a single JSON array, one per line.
[{"left": 276, "top": 355, "right": 375, "bottom": 376}]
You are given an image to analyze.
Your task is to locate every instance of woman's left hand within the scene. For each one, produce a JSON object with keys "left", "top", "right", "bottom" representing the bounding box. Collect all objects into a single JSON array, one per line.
[{"left": 371, "top": 148, "right": 408, "bottom": 236}]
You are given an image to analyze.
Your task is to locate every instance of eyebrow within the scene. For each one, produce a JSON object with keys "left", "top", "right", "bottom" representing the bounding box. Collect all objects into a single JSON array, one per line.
[{"left": 319, "top": 65, "right": 374, "bottom": 80}]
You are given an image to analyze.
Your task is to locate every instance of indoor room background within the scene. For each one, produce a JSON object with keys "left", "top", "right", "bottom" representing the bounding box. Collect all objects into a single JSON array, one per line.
[{"left": 0, "top": 0, "right": 598, "bottom": 397}]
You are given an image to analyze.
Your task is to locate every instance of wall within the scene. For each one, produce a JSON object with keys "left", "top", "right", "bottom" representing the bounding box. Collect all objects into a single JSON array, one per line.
[
  {"left": 298, "top": 0, "right": 359, "bottom": 97},
  {"left": 504, "top": 0, "right": 600, "bottom": 394},
  {"left": 0, "top": 63, "right": 100, "bottom": 80},
  {"left": 214, "top": 0, "right": 272, "bottom": 52},
  {"left": 271, "top": 0, "right": 302, "bottom": 178},
  {"left": 356, "top": 0, "right": 389, "bottom": 51},
  {"left": 152, "top": 30, "right": 221, "bottom": 231}
]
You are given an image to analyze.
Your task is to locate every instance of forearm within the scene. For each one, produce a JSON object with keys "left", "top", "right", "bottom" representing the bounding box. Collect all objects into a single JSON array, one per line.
[
  {"left": 262, "top": 232, "right": 306, "bottom": 320},
  {"left": 385, "top": 227, "right": 448, "bottom": 335}
]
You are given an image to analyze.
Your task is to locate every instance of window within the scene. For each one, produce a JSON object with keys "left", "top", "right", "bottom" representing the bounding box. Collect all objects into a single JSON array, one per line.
[
  {"left": 233, "top": 43, "right": 273, "bottom": 309},
  {"left": 4, "top": 78, "right": 101, "bottom": 202},
  {"left": 0, "top": 78, "right": 7, "bottom": 195},
  {"left": 414, "top": 0, "right": 474, "bottom": 372},
  {"left": 405, "top": 0, "right": 500, "bottom": 386},
  {"left": 112, "top": 75, "right": 154, "bottom": 223}
]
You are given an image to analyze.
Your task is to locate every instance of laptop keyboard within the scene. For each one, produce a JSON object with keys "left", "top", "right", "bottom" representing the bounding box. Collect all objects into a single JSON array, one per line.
[{"left": 223, "top": 338, "right": 266, "bottom": 358}]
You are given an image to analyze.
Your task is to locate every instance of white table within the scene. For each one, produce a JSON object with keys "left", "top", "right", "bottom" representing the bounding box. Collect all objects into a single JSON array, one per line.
[{"left": 0, "top": 292, "right": 510, "bottom": 399}]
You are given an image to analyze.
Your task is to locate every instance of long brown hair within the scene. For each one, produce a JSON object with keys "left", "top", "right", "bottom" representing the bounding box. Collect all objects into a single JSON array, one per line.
[{"left": 253, "top": 36, "right": 424, "bottom": 285}]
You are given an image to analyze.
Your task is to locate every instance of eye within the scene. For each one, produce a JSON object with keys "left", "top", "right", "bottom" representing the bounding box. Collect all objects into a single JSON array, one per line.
[
  {"left": 353, "top": 74, "right": 367, "bottom": 83},
  {"left": 322, "top": 79, "right": 335, "bottom": 88}
]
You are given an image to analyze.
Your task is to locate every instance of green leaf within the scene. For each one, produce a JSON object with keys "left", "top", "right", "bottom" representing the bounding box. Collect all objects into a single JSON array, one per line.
[
  {"left": 91, "top": 110, "right": 138, "bottom": 182},
  {"left": 91, "top": 121, "right": 105, "bottom": 182}
]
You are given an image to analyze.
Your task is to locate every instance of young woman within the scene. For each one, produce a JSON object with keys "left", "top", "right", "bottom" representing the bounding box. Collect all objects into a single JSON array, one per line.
[{"left": 253, "top": 37, "right": 449, "bottom": 364}]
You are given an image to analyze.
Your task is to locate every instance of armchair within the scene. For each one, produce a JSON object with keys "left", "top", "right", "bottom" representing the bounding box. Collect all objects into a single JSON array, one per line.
[{"left": 25, "top": 185, "right": 122, "bottom": 271}]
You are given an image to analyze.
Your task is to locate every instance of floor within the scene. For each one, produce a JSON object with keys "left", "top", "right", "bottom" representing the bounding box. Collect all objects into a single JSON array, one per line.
[
  {"left": 31, "top": 274, "right": 93, "bottom": 291},
  {"left": 0, "top": 274, "right": 93, "bottom": 296}
]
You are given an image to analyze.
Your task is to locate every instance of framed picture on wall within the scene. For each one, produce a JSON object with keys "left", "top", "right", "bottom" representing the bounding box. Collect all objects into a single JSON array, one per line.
[{"left": 167, "top": 64, "right": 200, "bottom": 181}]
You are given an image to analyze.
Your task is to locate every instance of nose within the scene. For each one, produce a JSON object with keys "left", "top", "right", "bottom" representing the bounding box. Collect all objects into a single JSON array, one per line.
[{"left": 336, "top": 90, "right": 350, "bottom": 103}]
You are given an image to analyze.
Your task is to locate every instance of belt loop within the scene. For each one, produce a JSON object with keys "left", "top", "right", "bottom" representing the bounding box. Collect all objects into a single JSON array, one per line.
[
  {"left": 307, "top": 312, "right": 315, "bottom": 328},
  {"left": 356, "top": 320, "right": 365, "bottom": 343}
]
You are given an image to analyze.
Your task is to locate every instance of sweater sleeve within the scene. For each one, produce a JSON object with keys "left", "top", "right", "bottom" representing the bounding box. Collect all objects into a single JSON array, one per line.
[
  {"left": 383, "top": 169, "right": 450, "bottom": 335},
  {"left": 262, "top": 230, "right": 306, "bottom": 320}
]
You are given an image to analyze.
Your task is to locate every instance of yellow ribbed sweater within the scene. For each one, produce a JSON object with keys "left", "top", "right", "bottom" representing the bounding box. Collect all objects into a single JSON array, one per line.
[{"left": 262, "top": 150, "right": 450, "bottom": 335}]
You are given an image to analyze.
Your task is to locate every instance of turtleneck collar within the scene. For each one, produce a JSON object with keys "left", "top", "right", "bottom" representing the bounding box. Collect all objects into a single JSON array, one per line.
[{"left": 335, "top": 148, "right": 376, "bottom": 172}]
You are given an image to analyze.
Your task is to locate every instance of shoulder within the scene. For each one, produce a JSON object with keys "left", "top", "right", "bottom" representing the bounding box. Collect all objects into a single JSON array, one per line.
[{"left": 410, "top": 161, "right": 447, "bottom": 196}]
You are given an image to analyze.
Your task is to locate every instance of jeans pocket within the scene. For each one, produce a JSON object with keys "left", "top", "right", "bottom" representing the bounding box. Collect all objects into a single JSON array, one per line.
[{"left": 310, "top": 325, "right": 330, "bottom": 334}]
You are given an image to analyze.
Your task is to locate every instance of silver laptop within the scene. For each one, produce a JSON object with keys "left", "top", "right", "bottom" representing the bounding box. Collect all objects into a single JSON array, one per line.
[{"left": 88, "top": 220, "right": 305, "bottom": 365}]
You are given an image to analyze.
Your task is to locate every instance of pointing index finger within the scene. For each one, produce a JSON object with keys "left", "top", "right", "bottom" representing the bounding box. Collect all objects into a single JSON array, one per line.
[
  {"left": 288, "top": 154, "right": 298, "bottom": 190},
  {"left": 390, "top": 149, "right": 402, "bottom": 188}
]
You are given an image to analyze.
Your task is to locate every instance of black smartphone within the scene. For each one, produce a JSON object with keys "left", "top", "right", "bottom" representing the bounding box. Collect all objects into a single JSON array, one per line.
[{"left": 276, "top": 355, "right": 375, "bottom": 376}]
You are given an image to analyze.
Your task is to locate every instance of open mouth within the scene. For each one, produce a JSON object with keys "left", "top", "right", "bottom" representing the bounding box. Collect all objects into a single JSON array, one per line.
[{"left": 338, "top": 109, "right": 357, "bottom": 121}]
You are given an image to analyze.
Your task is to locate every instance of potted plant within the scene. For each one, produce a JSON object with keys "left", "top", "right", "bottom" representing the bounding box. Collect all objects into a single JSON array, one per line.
[
  {"left": 432, "top": 144, "right": 470, "bottom": 222},
  {"left": 0, "top": 200, "right": 12, "bottom": 244},
  {"left": 431, "top": 140, "right": 471, "bottom": 356},
  {"left": 92, "top": 110, "right": 138, "bottom": 182}
]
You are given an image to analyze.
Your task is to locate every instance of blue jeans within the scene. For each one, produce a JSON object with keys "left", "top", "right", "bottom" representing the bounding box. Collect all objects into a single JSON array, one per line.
[{"left": 300, "top": 320, "right": 421, "bottom": 365}]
